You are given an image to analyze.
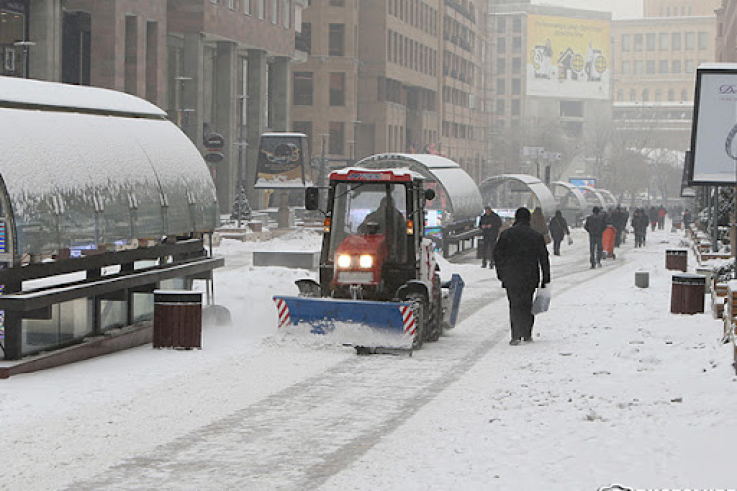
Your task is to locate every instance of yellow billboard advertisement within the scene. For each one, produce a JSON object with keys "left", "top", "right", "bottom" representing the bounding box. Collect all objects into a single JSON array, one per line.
[{"left": 526, "top": 14, "right": 610, "bottom": 99}]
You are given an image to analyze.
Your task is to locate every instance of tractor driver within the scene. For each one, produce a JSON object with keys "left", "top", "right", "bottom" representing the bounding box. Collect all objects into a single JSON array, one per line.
[{"left": 358, "top": 194, "right": 407, "bottom": 261}]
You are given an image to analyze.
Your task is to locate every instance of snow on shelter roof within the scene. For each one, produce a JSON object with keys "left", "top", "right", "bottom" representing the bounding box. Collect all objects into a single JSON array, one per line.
[
  {"left": 354, "top": 154, "right": 483, "bottom": 224},
  {"left": 0, "top": 75, "right": 166, "bottom": 117},
  {"left": 0, "top": 78, "right": 217, "bottom": 258}
]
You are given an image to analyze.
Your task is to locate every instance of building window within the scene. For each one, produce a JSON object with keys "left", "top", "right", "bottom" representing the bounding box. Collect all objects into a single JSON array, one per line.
[
  {"left": 512, "top": 37, "right": 521, "bottom": 52},
  {"left": 617, "top": 89, "right": 624, "bottom": 101},
  {"left": 685, "top": 32, "right": 695, "bottom": 50},
  {"left": 659, "top": 60, "right": 668, "bottom": 73},
  {"left": 698, "top": 31, "right": 708, "bottom": 50},
  {"left": 496, "top": 78, "right": 505, "bottom": 95},
  {"left": 634, "top": 33, "right": 643, "bottom": 51},
  {"left": 497, "top": 37, "right": 506, "bottom": 53},
  {"left": 329, "top": 24, "right": 345, "bottom": 56},
  {"left": 496, "top": 99, "right": 505, "bottom": 115},
  {"left": 646, "top": 60, "right": 655, "bottom": 74},
  {"left": 621, "top": 34, "right": 630, "bottom": 51},
  {"left": 668, "top": 89, "right": 674, "bottom": 101},
  {"left": 243, "top": 0, "right": 250, "bottom": 14},
  {"left": 300, "top": 23, "right": 311, "bottom": 54},
  {"left": 642, "top": 89, "right": 649, "bottom": 102},
  {"left": 329, "top": 122, "right": 344, "bottom": 154},
  {"left": 629, "top": 88, "right": 636, "bottom": 101},
  {"left": 511, "top": 99, "right": 520, "bottom": 116},
  {"left": 283, "top": 0, "right": 290, "bottom": 28},
  {"left": 293, "top": 71, "right": 313, "bottom": 105},
  {"left": 634, "top": 60, "right": 644, "bottom": 75},
  {"left": 655, "top": 89, "right": 662, "bottom": 102},
  {"left": 512, "top": 57, "right": 521, "bottom": 74},
  {"left": 659, "top": 32, "right": 668, "bottom": 50},
  {"left": 681, "top": 88, "right": 688, "bottom": 101},
  {"left": 646, "top": 33, "right": 656, "bottom": 51},
  {"left": 513, "top": 17, "right": 521, "bottom": 33},
  {"left": 685, "top": 59, "right": 695, "bottom": 73},
  {"left": 270, "top": 0, "right": 278, "bottom": 24},
  {"left": 672, "top": 60, "right": 681, "bottom": 73},
  {"left": 672, "top": 32, "right": 681, "bottom": 50},
  {"left": 622, "top": 61, "right": 630, "bottom": 74},
  {"left": 497, "top": 57, "right": 505, "bottom": 74},
  {"left": 258, "top": 0, "right": 265, "bottom": 18},
  {"left": 497, "top": 17, "right": 506, "bottom": 33},
  {"left": 329, "top": 72, "right": 345, "bottom": 106},
  {"left": 512, "top": 78, "right": 521, "bottom": 95}
]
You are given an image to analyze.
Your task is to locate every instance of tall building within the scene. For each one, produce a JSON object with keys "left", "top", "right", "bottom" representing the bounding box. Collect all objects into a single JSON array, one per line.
[
  {"left": 716, "top": 0, "right": 737, "bottom": 62},
  {"left": 486, "top": 3, "right": 612, "bottom": 178},
  {"left": 0, "top": 0, "right": 306, "bottom": 211},
  {"left": 611, "top": 0, "right": 718, "bottom": 151},
  {"left": 293, "top": 0, "right": 487, "bottom": 182},
  {"left": 440, "top": 0, "right": 487, "bottom": 180}
]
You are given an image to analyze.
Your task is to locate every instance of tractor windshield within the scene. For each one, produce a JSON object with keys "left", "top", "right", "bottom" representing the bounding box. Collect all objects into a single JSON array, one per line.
[{"left": 329, "top": 182, "right": 407, "bottom": 262}]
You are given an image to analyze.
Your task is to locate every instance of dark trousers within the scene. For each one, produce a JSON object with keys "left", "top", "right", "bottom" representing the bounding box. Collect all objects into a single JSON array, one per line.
[
  {"left": 589, "top": 235, "right": 603, "bottom": 266},
  {"left": 481, "top": 236, "right": 497, "bottom": 266},
  {"left": 506, "top": 287, "right": 536, "bottom": 340},
  {"left": 552, "top": 237, "right": 563, "bottom": 255}
]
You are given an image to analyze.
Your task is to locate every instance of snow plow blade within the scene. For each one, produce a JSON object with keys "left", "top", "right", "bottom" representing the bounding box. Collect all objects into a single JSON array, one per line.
[{"left": 273, "top": 296, "right": 415, "bottom": 350}]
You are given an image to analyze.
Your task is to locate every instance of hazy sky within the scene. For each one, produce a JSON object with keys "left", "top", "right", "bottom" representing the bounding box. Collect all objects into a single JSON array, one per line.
[{"left": 533, "top": 0, "right": 643, "bottom": 19}]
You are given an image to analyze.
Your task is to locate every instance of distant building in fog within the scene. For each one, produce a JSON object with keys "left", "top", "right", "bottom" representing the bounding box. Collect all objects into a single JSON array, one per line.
[
  {"left": 716, "top": 0, "right": 737, "bottom": 62},
  {"left": 611, "top": 0, "right": 718, "bottom": 151}
]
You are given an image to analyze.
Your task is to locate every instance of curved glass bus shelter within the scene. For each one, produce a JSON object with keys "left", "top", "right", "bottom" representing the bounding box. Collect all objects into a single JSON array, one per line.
[
  {"left": 478, "top": 174, "right": 557, "bottom": 220},
  {"left": 354, "top": 153, "right": 483, "bottom": 241},
  {"left": 551, "top": 181, "right": 587, "bottom": 227},
  {"left": 0, "top": 76, "right": 220, "bottom": 361},
  {"left": 0, "top": 76, "right": 218, "bottom": 264},
  {"left": 578, "top": 185, "right": 608, "bottom": 213}
]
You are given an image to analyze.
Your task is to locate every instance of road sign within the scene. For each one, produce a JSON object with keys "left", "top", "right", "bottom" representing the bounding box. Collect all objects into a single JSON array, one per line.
[
  {"left": 204, "top": 133, "right": 225, "bottom": 150},
  {"left": 204, "top": 152, "right": 224, "bottom": 163}
]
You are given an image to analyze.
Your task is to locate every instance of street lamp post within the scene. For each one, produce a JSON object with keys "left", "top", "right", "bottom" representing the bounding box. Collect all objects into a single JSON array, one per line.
[{"left": 13, "top": 41, "right": 35, "bottom": 79}]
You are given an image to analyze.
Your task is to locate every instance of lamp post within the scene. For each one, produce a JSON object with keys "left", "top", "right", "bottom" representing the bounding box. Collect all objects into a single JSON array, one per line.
[
  {"left": 175, "top": 76, "right": 193, "bottom": 129},
  {"left": 13, "top": 41, "right": 35, "bottom": 79}
]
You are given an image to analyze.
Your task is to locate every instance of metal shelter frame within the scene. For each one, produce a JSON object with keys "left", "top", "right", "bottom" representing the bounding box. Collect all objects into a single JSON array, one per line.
[{"left": 478, "top": 174, "right": 557, "bottom": 219}]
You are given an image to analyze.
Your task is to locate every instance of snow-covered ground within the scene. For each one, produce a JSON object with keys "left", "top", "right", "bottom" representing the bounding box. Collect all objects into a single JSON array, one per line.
[{"left": 1, "top": 223, "right": 735, "bottom": 490}]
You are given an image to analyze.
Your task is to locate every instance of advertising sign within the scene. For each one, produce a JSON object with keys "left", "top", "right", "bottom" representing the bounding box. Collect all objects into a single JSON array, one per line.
[
  {"left": 690, "top": 65, "right": 737, "bottom": 184},
  {"left": 570, "top": 177, "right": 596, "bottom": 188},
  {"left": 527, "top": 14, "right": 610, "bottom": 100},
  {"left": 254, "top": 132, "right": 313, "bottom": 189}
]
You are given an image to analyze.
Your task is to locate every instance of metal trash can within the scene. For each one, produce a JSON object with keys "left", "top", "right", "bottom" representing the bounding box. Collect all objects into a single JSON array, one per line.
[
  {"left": 665, "top": 249, "right": 687, "bottom": 272},
  {"left": 670, "top": 274, "right": 706, "bottom": 314},
  {"left": 153, "top": 290, "right": 203, "bottom": 349},
  {"left": 635, "top": 271, "right": 649, "bottom": 288}
]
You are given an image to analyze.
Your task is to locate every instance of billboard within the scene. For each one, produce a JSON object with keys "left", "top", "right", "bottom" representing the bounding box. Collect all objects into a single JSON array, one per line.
[
  {"left": 527, "top": 14, "right": 610, "bottom": 100},
  {"left": 689, "top": 65, "right": 737, "bottom": 185},
  {"left": 254, "top": 132, "right": 313, "bottom": 189},
  {"left": 569, "top": 177, "right": 596, "bottom": 188}
]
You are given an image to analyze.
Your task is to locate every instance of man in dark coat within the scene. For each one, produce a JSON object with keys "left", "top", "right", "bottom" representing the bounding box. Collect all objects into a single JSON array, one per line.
[
  {"left": 479, "top": 206, "right": 502, "bottom": 268},
  {"left": 584, "top": 206, "right": 607, "bottom": 269},
  {"left": 548, "top": 209, "right": 570, "bottom": 256},
  {"left": 493, "top": 207, "right": 551, "bottom": 345}
]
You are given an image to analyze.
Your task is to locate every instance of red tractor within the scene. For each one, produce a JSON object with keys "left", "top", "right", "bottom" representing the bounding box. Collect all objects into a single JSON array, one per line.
[{"left": 273, "top": 167, "right": 463, "bottom": 354}]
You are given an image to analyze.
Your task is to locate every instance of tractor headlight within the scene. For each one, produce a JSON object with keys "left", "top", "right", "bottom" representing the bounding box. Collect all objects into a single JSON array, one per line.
[
  {"left": 337, "top": 254, "right": 352, "bottom": 269},
  {"left": 358, "top": 254, "right": 373, "bottom": 269}
]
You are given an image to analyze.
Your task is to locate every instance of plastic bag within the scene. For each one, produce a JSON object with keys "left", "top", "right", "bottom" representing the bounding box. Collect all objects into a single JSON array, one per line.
[
  {"left": 567, "top": 235, "right": 573, "bottom": 246},
  {"left": 531, "top": 285, "right": 552, "bottom": 315}
]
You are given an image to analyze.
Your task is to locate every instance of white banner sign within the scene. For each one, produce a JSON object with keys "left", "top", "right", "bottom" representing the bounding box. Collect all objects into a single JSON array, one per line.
[{"left": 691, "top": 66, "right": 737, "bottom": 184}]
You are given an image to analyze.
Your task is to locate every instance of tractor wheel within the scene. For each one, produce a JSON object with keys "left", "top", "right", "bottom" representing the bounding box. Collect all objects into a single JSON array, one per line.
[
  {"left": 425, "top": 275, "right": 444, "bottom": 342},
  {"left": 407, "top": 293, "right": 426, "bottom": 351}
]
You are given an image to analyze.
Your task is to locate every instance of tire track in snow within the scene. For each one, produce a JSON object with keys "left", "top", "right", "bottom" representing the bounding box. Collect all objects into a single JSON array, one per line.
[{"left": 67, "top": 249, "right": 630, "bottom": 490}]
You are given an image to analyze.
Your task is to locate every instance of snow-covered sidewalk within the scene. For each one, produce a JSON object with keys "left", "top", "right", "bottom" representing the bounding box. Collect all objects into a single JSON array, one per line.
[{"left": 0, "top": 224, "right": 735, "bottom": 491}]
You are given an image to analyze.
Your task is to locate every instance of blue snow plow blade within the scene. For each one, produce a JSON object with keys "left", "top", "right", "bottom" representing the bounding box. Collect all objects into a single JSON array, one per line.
[{"left": 273, "top": 296, "right": 415, "bottom": 349}]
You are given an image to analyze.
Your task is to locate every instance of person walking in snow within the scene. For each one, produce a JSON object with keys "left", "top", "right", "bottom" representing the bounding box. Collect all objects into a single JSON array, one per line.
[
  {"left": 479, "top": 206, "right": 502, "bottom": 268},
  {"left": 493, "top": 207, "right": 551, "bottom": 345},
  {"left": 548, "top": 210, "right": 570, "bottom": 256},
  {"left": 632, "top": 208, "right": 648, "bottom": 247},
  {"left": 530, "top": 206, "right": 551, "bottom": 245},
  {"left": 584, "top": 206, "right": 607, "bottom": 268}
]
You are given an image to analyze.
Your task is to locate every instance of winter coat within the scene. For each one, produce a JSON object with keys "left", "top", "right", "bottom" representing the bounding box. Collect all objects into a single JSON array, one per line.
[
  {"left": 493, "top": 221, "right": 551, "bottom": 290},
  {"left": 632, "top": 213, "right": 648, "bottom": 234},
  {"left": 479, "top": 210, "right": 502, "bottom": 239},
  {"left": 530, "top": 208, "right": 551, "bottom": 244},
  {"left": 584, "top": 213, "right": 607, "bottom": 238},
  {"left": 548, "top": 213, "right": 569, "bottom": 241}
]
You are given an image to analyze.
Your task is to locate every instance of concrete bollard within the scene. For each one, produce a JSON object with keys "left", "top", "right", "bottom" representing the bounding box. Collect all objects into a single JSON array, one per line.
[{"left": 635, "top": 271, "right": 649, "bottom": 288}]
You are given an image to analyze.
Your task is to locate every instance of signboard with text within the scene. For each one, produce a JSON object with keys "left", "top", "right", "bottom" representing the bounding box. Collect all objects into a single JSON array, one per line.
[{"left": 690, "top": 64, "right": 737, "bottom": 184}]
